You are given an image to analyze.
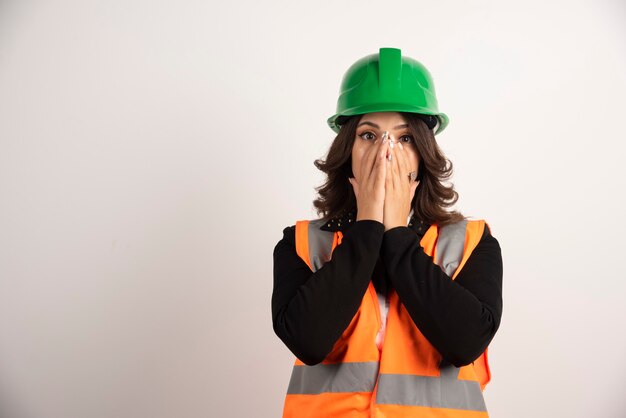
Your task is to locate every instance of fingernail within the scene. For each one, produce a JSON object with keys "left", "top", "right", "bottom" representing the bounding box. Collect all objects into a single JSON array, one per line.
[
  {"left": 382, "top": 131, "right": 388, "bottom": 143},
  {"left": 398, "top": 141, "right": 403, "bottom": 150}
]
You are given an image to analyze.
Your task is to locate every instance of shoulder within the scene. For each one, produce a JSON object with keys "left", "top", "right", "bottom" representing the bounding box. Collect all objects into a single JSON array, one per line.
[
  {"left": 273, "top": 225, "right": 298, "bottom": 262},
  {"left": 461, "top": 219, "right": 495, "bottom": 236},
  {"left": 447, "top": 218, "right": 501, "bottom": 250},
  {"left": 479, "top": 219, "right": 499, "bottom": 243},
  {"left": 274, "top": 219, "right": 320, "bottom": 249},
  {"left": 277, "top": 224, "right": 296, "bottom": 247},
  {"left": 467, "top": 219, "right": 501, "bottom": 254}
]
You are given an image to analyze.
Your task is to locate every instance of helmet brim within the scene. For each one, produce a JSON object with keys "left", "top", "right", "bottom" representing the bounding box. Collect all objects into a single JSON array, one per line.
[{"left": 327, "top": 106, "right": 449, "bottom": 136}]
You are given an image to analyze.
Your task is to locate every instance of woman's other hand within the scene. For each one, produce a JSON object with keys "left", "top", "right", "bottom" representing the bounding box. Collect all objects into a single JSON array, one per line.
[
  {"left": 383, "top": 134, "right": 420, "bottom": 231},
  {"left": 348, "top": 133, "right": 389, "bottom": 223}
]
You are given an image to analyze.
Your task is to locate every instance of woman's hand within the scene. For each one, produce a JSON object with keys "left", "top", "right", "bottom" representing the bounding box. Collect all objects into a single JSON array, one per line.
[
  {"left": 348, "top": 134, "right": 389, "bottom": 223},
  {"left": 383, "top": 134, "right": 420, "bottom": 232}
]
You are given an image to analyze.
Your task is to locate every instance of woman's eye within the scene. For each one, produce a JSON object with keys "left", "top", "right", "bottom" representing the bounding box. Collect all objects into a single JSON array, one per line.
[
  {"left": 400, "top": 135, "right": 414, "bottom": 143},
  {"left": 359, "top": 131, "right": 376, "bottom": 141}
]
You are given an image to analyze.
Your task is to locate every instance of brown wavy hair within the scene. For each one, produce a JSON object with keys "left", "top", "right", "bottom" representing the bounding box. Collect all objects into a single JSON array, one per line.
[{"left": 312, "top": 112, "right": 466, "bottom": 227}]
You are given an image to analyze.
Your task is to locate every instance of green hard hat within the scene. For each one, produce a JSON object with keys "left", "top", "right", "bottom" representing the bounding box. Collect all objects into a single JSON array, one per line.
[{"left": 327, "top": 47, "right": 449, "bottom": 135}]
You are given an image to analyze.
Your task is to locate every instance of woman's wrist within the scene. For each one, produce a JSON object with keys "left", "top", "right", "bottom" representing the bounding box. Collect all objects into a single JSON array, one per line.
[
  {"left": 355, "top": 207, "right": 383, "bottom": 223},
  {"left": 384, "top": 223, "right": 407, "bottom": 232}
]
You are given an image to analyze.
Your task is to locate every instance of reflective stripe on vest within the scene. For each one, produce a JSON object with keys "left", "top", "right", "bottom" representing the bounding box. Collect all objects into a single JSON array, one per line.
[
  {"left": 376, "top": 360, "right": 487, "bottom": 411},
  {"left": 287, "top": 361, "right": 379, "bottom": 394},
  {"left": 283, "top": 218, "right": 491, "bottom": 417},
  {"left": 286, "top": 360, "right": 486, "bottom": 412}
]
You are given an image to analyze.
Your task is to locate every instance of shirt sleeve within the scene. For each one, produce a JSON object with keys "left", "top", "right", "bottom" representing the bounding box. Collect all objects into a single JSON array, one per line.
[
  {"left": 272, "top": 220, "right": 384, "bottom": 365},
  {"left": 380, "top": 224, "right": 503, "bottom": 367}
]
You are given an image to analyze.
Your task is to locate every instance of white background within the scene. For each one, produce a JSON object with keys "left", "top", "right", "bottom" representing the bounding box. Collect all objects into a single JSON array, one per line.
[{"left": 1, "top": 0, "right": 625, "bottom": 417}]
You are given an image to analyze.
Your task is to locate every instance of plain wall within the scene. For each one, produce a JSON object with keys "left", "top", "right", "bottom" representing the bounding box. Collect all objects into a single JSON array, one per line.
[{"left": 1, "top": 0, "right": 625, "bottom": 417}]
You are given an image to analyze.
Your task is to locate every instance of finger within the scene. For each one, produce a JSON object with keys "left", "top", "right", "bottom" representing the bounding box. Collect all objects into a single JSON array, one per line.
[
  {"left": 367, "top": 132, "right": 389, "bottom": 185},
  {"left": 359, "top": 138, "right": 377, "bottom": 183},
  {"left": 385, "top": 144, "right": 396, "bottom": 191},
  {"left": 372, "top": 137, "right": 389, "bottom": 186},
  {"left": 362, "top": 135, "right": 384, "bottom": 181},
  {"left": 391, "top": 138, "right": 400, "bottom": 190},
  {"left": 385, "top": 146, "right": 393, "bottom": 189},
  {"left": 385, "top": 135, "right": 393, "bottom": 166},
  {"left": 396, "top": 140, "right": 411, "bottom": 188}
]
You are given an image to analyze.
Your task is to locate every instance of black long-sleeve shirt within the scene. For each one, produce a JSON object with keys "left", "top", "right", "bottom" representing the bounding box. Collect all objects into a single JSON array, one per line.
[{"left": 271, "top": 213, "right": 503, "bottom": 368}]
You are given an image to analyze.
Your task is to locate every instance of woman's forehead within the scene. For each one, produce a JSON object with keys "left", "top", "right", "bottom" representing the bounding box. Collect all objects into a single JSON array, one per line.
[{"left": 359, "top": 111, "right": 407, "bottom": 125}]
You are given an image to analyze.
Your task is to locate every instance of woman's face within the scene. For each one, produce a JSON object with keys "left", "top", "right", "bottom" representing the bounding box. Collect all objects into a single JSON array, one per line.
[{"left": 351, "top": 111, "right": 419, "bottom": 183}]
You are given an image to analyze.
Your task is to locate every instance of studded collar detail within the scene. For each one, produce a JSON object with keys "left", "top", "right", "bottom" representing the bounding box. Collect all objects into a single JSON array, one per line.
[{"left": 319, "top": 210, "right": 430, "bottom": 237}]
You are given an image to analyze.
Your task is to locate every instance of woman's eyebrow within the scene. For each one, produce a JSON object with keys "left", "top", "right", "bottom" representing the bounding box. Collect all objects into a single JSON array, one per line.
[{"left": 357, "top": 121, "right": 409, "bottom": 130}]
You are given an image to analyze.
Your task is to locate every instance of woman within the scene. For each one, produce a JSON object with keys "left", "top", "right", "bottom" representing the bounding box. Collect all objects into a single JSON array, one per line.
[{"left": 272, "top": 47, "right": 503, "bottom": 418}]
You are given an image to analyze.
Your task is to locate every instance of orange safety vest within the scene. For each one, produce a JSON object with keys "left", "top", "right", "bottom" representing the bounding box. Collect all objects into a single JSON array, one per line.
[{"left": 281, "top": 218, "right": 493, "bottom": 418}]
